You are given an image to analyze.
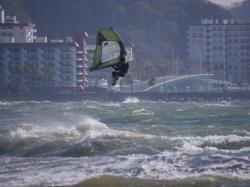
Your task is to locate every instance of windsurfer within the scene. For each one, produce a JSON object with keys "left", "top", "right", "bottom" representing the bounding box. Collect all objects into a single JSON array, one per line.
[
  {"left": 90, "top": 28, "right": 130, "bottom": 86},
  {"left": 111, "top": 56, "right": 129, "bottom": 86}
]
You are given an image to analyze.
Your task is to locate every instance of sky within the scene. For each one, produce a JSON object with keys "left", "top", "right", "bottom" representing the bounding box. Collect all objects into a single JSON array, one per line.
[{"left": 209, "top": 0, "right": 244, "bottom": 6}]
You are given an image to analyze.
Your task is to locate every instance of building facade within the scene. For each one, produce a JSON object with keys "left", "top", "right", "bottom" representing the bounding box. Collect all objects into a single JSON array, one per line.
[
  {"left": 187, "top": 19, "right": 250, "bottom": 85},
  {"left": 0, "top": 6, "right": 37, "bottom": 43},
  {"left": 0, "top": 5, "right": 87, "bottom": 95},
  {"left": 0, "top": 42, "right": 83, "bottom": 94}
]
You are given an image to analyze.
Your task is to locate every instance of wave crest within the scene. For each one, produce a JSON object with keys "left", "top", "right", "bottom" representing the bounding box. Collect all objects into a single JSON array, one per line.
[{"left": 122, "top": 97, "right": 140, "bottom": 104}]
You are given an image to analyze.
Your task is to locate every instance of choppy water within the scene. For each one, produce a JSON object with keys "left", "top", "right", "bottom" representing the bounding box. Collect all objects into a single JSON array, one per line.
[{"left": 0, "top": 98, "right": 250, "bottom": 187}]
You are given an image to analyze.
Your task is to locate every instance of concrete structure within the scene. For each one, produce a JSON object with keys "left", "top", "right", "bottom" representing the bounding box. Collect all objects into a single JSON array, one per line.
[
  {"left": 187, "top": 19, "right": 250, "bottom": 85},
  {"left": 0, "top": 42, "right": 83, "bottom": 94},
  {"left": 0, "top": 5, "right": 88, "bottom": 95},
  {"left": 0, "top": 6, "right": 37, "bottom": 43},
  {"left": 0, "top": 23, "right": 37, "bottom": 43},
  {"left": 122, "top": 74, "right": 241, "bottom": 93},
  {"left": 0, "top": 5, "right": 37, "bottom": 43},
  {"left": 73, "top": 32, "right": 89, "bottom": 90}
]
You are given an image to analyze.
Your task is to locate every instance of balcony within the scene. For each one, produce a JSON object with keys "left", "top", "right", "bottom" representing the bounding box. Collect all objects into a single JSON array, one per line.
[
  {"left": 77, "top": 58, "right": 83, "bottom": 61},
  {"left": 77, "top": 51, "right": 83, "bottom": 54},
  {"left": 77, "top": 79, "right": 84, "bottom": 82},
  {"left": 77, "top": 65, "right": 84, "bottom": 68},
  {"left": 84, "top": 56, "right": 88, "bottom": 61},
  {"left": 77, "top": 72, "right": 84, "bottom": 75}
]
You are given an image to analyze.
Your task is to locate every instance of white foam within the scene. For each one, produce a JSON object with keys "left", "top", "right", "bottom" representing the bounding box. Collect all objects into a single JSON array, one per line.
[
  {"left": 1, "top": 130, "right": 250, "bottom": 186},
  {"left": 176, "top": 108, "right": 184, "bottom": 112},
  {"left": 0, "top": 101, "right": 10, "bottom": 106},
  {"left": 174, "top": 134, "right": 250, "bottom": 146},
  {"left": 7, "top": 123, "right": 81, "bottom": 141},
  {"left": 204, "top": 101, "right": 233, "bottom": 107},
  {"left": 86, "top": 105, "right": 99, "bottom": 109},
  {"left": 1, "top": 147, "right": 250, "bottom": 187},
  {"left": 122, "top": 97, "right": 140, "bottom": 104},
  {"left": 101, "top": 102, "right": 121, "bottom": 107},
  {"left": 132, "top": 108, "right": 154, "bottom": 116}
]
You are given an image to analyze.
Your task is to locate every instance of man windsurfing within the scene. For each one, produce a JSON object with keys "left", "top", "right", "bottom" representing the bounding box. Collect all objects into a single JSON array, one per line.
[
  {"left": 111, "top": 48, "right": 129, "bottom": 85},
  {"left": 89, "top": 28, "right": 130, "bottom": 86}
]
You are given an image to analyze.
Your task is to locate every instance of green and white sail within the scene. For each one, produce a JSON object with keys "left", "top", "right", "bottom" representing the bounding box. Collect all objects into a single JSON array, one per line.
[{"left": 90, "top": 28, "right": 126, "bottom": 71}]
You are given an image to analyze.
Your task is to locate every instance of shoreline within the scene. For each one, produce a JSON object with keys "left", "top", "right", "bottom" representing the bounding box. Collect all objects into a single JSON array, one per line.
[
  {"left": 1, "top": 91, "right": 250, "bottom": 102},
  {"left": 64, "top": 175, "right": 250, "bottom": 187}
]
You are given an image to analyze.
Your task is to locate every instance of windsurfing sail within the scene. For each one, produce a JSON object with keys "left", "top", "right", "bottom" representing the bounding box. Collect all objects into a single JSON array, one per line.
[{"left": 90, "top": 28, "right": 126, "bottom": 71}]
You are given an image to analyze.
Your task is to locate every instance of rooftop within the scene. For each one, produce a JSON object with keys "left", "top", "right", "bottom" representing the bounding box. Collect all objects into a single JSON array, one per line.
[
  {"left": 0, "top": 42, "right": 79, "bottom": 48},
  {"left": 188, "top": 19, "right": 250, "bottom": 26},
  {"left": 0, "top": 23, "right": 36, "bottom": 27}
]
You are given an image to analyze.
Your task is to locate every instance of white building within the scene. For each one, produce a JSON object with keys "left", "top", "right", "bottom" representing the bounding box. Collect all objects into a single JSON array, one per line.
[
  {"left": 187, "top": 19, "right": 250, "bottom": 85},
  {"left": 0, "top": 6, "right": 37, "bottom": 43}
]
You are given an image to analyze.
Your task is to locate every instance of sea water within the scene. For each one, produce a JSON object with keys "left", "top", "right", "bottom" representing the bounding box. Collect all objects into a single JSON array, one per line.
[{"left": 0, "top": 98, "right": 250, "bottom": 186}]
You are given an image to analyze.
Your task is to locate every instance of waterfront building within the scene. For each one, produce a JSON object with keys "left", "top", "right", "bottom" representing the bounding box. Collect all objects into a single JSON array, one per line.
[
  {"left": 187, "top": 19, "right": 250, "bottom": 85},
  {"left": 73, "top": 32, "right": 89, "bottom": 90},
  {"left": 0, "top": 42, "right": 83, "bottom": 95},
  {"left": 0, "top": 5, "right": 87, "bottom": 95},
  {"left": 0, "top": 5, "right": 37, "bottom": 43}
]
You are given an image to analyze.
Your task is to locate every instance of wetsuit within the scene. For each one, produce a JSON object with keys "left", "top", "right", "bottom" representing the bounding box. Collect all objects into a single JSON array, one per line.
[
  {"left": 112, "top": 61, "right": 129, "bottom": 86},
  {"left": 111, "top": 42, "right": 129, "bottom": 86}
]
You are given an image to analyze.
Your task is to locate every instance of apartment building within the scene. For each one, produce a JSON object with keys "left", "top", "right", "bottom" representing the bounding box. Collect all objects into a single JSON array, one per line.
[
  {"left": 0, "top": 42, "right": 84, "bottom": 94},
  {"left": 0, "top": 5, "right": 87, "bottom": 95},
  {"left": 0, "top": 6, "right": 37, "bottom": 43},
  {"left": 187, "top": 19, "right": 250, "bottom": 85}
]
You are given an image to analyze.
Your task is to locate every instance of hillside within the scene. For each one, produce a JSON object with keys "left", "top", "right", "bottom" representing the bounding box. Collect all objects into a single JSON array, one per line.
[
  {"left": 0, "top": 0, "right": 30, "bottom": 22},
  {"left": 232, "top": 0, "right": 250, "bottom": 22},
  {"left": 0, "top": 0, "right": 232, "bottom": 62}
]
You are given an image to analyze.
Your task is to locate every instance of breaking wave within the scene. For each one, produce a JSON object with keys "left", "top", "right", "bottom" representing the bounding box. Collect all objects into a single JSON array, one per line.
[
  {"left": 1, "top": 114, "right": 250, "bottom": 158},
  {"left": 0, "top": 124, "right": 250, "bottom": 186},
  {"left": 1, "top": 141, "right": 250, "bottom": 186},
  {"left": 122, "top": 97, "right": 140, "bottom": 104},
  {"left": 1, "top": 101, "right": 250, "bottom": 186},
  {"left": 132, "top": 108, "right": 154, "bottom": 116}
]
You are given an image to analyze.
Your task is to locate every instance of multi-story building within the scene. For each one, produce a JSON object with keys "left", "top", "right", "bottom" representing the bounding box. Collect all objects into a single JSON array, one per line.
[
  {"left": 0, "top": 5, "right": 87, "bottom": 95},
  {"left": 0, "top": 42, "right": 86, "bottom": 95},
  {"left": 0, "top": 6, "right": 37, "bottom": 43},
  {"left": 187, "top": 19, "right": 250, "bottom": 85}
]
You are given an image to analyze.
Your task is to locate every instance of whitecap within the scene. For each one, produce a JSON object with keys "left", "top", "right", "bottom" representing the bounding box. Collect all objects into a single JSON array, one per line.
[
  {"left": 101, "top": 102, "right": 121, "bottom": 107},
  {"left": 122, "top": 97, "right": 140, "bottom": 104},
  {"left": 132, "top": 108, "right": 154, "bottom": 116}
]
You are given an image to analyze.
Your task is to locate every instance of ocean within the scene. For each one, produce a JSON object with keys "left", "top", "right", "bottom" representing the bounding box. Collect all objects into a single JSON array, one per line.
[{"left": 0, "top": 98, "right": 250, "bottom": 187}]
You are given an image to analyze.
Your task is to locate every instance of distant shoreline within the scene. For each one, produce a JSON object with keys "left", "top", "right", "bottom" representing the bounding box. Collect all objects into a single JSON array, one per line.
[{"left": 1, "top": 91, "right": 250, "bottom": 102}]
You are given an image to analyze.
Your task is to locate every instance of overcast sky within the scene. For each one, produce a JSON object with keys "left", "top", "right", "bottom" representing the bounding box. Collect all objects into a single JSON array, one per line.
[{"left": 209, "top": 0, "right": 244, "bottom": 6}]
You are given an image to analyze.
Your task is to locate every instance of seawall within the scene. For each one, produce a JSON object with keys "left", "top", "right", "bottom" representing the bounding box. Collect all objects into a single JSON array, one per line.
[{"left": 1, "top": 91, "right": 250, "bottom": 102}]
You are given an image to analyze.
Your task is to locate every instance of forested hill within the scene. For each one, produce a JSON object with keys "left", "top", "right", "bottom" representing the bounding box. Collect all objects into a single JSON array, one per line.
[
  {"left": 0, "top": 0, "right": 232, "bottom": 62},
  {"left": 232, "top": 0, "right": 250, "bottom": 22}
]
